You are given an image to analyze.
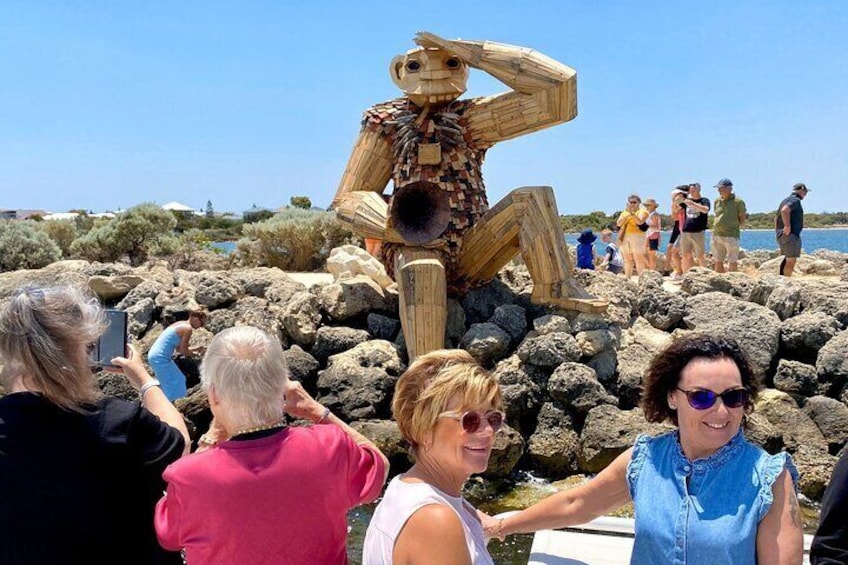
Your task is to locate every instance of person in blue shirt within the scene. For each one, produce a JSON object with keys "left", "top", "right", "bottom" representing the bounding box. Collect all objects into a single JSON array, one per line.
[
  {"left": 576, "top": 229, "right": 598, "bottom": 270},
  {"left": 485, "top": 334, "right": 803, "bottom": 565}
]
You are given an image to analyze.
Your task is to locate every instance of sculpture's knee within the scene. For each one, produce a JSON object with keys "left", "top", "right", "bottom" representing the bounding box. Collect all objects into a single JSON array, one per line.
[
  {"left": 397, "top": 257, "right": 446, "bottom": 291},
  {"left": 507, "top": 185, "right": 555, "bottom": 200}
]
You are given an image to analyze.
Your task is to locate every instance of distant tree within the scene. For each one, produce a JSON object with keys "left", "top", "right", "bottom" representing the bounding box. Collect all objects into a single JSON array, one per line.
[
  {"left": 290, "top": 196, "right": 312, "bottom": 210},
  {"left": 206, "top": 200, "right": 214, "bottom": 218},
  {"left": 0, "top": 220, "right": 61, "bottom": 272},
  {"left": 70, "top": 202, "right": 177, "bottom": 265},
  {"left": 38, "top": 219, "right": 78, "bottom": 256}
]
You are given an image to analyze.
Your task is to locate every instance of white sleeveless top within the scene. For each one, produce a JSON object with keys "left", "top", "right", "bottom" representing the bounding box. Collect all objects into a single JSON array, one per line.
[
  {"left": 362, "top": 476, "right": 494, "bottom": 565},
  {"left": 646, "top": 210, "right": 661, "bottom": 236}
]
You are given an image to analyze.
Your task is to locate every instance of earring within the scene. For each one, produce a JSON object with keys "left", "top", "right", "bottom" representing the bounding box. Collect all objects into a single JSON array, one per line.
[
  {"left": 669, "top": 405, "right": 677, "bottom": 411},
  {"left": 423, "top": 441, "right": 432, "bottom": 453}
]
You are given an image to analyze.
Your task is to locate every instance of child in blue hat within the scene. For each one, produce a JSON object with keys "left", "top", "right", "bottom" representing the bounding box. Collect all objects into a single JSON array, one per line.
[{"left": 576, "top": 229, "right": 598, "bottom": 270}]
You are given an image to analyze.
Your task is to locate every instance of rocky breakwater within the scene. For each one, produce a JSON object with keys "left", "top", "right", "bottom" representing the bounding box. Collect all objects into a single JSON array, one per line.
[{"left": 2, "top": 248, "right": 848, "bottom": 502}]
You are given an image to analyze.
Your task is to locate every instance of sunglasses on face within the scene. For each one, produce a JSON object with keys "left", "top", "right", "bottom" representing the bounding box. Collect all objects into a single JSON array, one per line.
[
  {"left": 676, "top": 387, "right": 749, "bottom": 410},
  {"left": 439, "top": 410, "right": 505, "bottom": 433}
]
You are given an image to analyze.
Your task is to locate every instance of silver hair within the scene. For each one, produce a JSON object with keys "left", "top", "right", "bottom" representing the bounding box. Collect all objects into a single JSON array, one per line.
[
  {"left": 0, "top": 283, "right": 104, "bottom": 410},
  {"left": 200, "top": 326, "right": 288, "bottom": 426}
]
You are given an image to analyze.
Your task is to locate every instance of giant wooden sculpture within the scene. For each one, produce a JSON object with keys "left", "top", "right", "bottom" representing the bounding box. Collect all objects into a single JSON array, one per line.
[{"left": 333, "top": 31, "right": 608, "bottom": 360}]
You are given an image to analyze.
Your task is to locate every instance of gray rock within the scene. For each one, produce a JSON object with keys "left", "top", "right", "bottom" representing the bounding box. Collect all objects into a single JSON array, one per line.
[
  {"left": 367, "top": 313, "right": 400, "bottom": 341},
  {"left": 232, "top": 268, "right": 299, "bottom": 298},
  {"left": 579, "top": 405, "right": 672, "bottom": 473},
  {"left": 575, "top": 329, "right": 617, "bottom": 358},
  {"left": 194, "top": 272, "right": 240, "bottom": 309},
  {"left": 319, "top": 275, "right": 392, "bottom": 322},
  {"left": 281, "top": 291, "right": 322, "bottom": 348},
  {"left": 548, "top": 362, "right": 617, "bottom": 416},
  {"left": 125, "top": 297, "right": 155, "bottom": 339},
  {"left": 579, "top": 271, "right": 639, "bottom": 327},
  {"left": 311, "top": 326, "right": 371, "bottom": 364},
  {"left": 492, "top": 355, "right": 546, "bottom": 433},
  {"left": 527, "top": 402, "right": 580, "bottom": 477},
  {"left": 637, "top": 287, "right": 688, "bottom": 331},
  {"left": 759, "top": 255, "right": 840, "bottom": 277},
  {"left": 282, "top": 345, "right": 320, "bottom": 393},
  {"left": 264, "top": 275, "right": 308, "bottom": 304},
  {"left": 461, "top": 279, "right": 516, "bottom": 324},
  {"left": 225, "top": 297, "right": 285, "bottom": 342},
  {"left": 813, "top": 249, "right": 848, "bottom": 267},
  {"left": 88, "top": 274, "right": 146, "bottom": 302},
  {"left": 773, "top": 359, "right": 819, "bottom": 398},
  {"left": 571, "top": 313, "right": 611, "bottom": 333},
  {"left": 587, "top": 348, "right": 618, "bottom": 385},
  {"left": 780, "top": 312, "right": 841, "bottom": 363},
  {"left": 351, "top": 420, "right": 411, "bottom": 469},
  {"left": 743, "top": 413, "right": 784, "bottom": 454},
  {"left": 155, "top": 287, "right": 199, "bottom": 325},
  {"left": 793, "top": 445, "right": 838, "bottom": 500},
  {"left": 316, "top": 340, "right": 404, "bottom": 420},
  {"left": 755, "top": 389, "right": 827, "bottom": 453},
  {"left": 487, "top": 424, "right": 525, "bottom": 478},
  {"left": 0, "top": 261, "right": 89, "bottom": 300},
  {"left": 460, "top": 323, "right": 511, "bottom": 367},
  {"left": 680, "top": 269, "right": 757, "bottom": 301},
  {"left": 204, "top": 308, "right": 236, "bottom": 335},
  {"left": 816, "top": 330, "right": 848, "bottom": 395},
  {"left": 96, "top": 372, "right": 137, "bottom": 402},
  {"left": 749, "top": 274, "right": 785, "bottom": 306},
  {"left": 765, "top": 283, "right": 803, "bottom": 320},
  {"left": 517, "top": 332, "right": 582, "bottom": 368},
  {"left": 490, "top": 304, "right": 527, "bottom": 348},
  {"left": 614, "top": 343, "right": 655, "bottom": 409},
  {"left": 532, "top": 313, "right": 572, "bottom": 335},
  {"left": 174, "top": 386, "right": 211, "bottom": 443},
  {"left": 684, "top": 292, "right": 780, "bottom": 377},
  {"left": 445, "top": 299, "right": 467, "bottom": 346},
  {"left": 796, "top": 279, "right": 848, "bottom": 327},
  {"left": 116, "top": 280, "right": 165, "bottom": 310},
  {"left": 803, "top": 395, "right": 848, "bottom": 454}
]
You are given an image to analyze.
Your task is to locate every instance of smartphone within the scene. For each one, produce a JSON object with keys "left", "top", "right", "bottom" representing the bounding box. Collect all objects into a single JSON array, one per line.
[{"left": 91, "top": 309, "right": 128, "bottom": 368}]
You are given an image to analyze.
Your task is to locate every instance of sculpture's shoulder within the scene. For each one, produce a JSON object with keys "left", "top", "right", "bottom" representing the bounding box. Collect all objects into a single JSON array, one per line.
[{"left": 361, "top": 98, "right": 413, "bottom": 131}]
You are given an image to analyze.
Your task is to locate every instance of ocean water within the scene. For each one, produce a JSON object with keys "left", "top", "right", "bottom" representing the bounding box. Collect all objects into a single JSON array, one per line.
[{"left": 568, "top": 228, "right": 848, "bottom": 255}]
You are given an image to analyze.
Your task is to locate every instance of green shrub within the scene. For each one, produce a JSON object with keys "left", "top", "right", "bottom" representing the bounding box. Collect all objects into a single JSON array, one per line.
[
  {"left": 70, "top": 203, "right": 177, "bottom": 265},
  {"left": 0, "top": 220, "right": 62, "bottom": 272},
  {"left": 238, "top": 209, "right": 355, "bottom": 271},
  {"left": 161, "top": 229, "right": 231, "bottom": 270},
  {"left": 37, "top": 219, "right": 78, "bottom": 257}
]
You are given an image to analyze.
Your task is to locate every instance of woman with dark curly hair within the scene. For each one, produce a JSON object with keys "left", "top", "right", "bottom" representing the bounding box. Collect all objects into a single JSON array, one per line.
[{"left": 484, "top": 334, "right": 803, "bottom": 565}]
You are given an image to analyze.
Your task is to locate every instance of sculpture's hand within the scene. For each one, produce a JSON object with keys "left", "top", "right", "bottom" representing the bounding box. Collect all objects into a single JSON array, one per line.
[{"left": 414, "top": 31, "right": 478, "bottom": 66}]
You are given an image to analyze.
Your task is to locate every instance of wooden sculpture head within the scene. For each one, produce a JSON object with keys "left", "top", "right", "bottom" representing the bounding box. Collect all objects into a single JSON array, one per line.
[{"left": 390, "top": 46, "right": 468, "bottom": 107}]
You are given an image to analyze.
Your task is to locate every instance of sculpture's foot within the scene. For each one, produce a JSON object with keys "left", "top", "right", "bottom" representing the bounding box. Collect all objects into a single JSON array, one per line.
[{"left": 531, "top": 283, "right": 609, "bottom": 314}]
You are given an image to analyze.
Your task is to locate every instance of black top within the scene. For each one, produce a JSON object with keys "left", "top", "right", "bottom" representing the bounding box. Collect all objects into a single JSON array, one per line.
[
  {"left": 776, "top": 194, "right": 804, "bottom": 236},
  {"left": 0, "top": 392, "right": 185, "bottom": 565},
  {"left": 811, "top": 450, "right": 848, "bottom": 564},
  {"left": 681, "top": 197, "right": 711, "bottom": 232}
]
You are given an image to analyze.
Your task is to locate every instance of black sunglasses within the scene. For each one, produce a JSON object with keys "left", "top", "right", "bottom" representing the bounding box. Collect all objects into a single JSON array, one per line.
[
  {"left": 439, "top": 410, "right": 505, "bottom": 434},
  {"left": 676, "top": 387, "right": 749, "bottom": 410}
]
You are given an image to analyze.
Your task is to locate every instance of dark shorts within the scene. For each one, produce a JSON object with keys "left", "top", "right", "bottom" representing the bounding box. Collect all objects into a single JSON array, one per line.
[
  {"left": 777, "top": 233, "right": 802, "bottom": 258},
  {"left": 669, "top": 225, "right": 680, "bottom": 246},
  {"left": 648, "top": 237, "right": 659, "bottom": 251}
]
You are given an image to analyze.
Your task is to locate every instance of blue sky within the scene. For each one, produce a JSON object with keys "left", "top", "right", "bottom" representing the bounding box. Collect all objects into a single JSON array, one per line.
[{"left": 1, "top": 1, "right": 846, "bottom": 215}]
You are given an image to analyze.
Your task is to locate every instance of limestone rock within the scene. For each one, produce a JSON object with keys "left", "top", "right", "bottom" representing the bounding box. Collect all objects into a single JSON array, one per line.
[
  {"left": 492, "top": 355, "right": 546, "bottom": 433},
  {"left": 579, "top": 405, "right": 672, "bottom": 473},
  {"left": 194, "top": 272, "right": 240, "bottom": 309},
  {"left": 680, "top": 268, "right": 757, "bottom": 302},
  {"left": 743, "top": 413, "right": 784, "bottom": 454},
  {"left": 527, "top": 402, "right": 580, "bottom": 477},
  {"left": 280, "top": 291, "right": 322, "bottom": 348},
  {"left": 773, "top": 359, "right": 818, "bottom": 399},
  {"left": 116, "top": 280, "right": 166, "bottom": 310},
  {"left": 125, "top": 297, "right": 155, "bottom": 338},
  {"left": 319, "top": 275, "right": 392, "bottom": 322},
  {"left": 765, "top": 283, "right": 803, "bottom": 321},
  {"left": 780, "top": 312, "right": 841, "bottom": 363},
  {"left": 793, "top": 445, "right": 838, "bottom": 500},
  {"left": 532, "top": 313, "right": 572, "bottom": 336},
  {"left": 684, "top": 292, "right": 780, "bottom": 377},
  {"left": 816, "top": 330, "right": 848, "bottom": 395},
  {"left": 547, "top": 362, "right": 616, "bottom": 416},
  {"left": 587, "top": 348, "right": 618, "bottom": 385},
  {"left": 755, "top": 389, "right": 827, "bottom": 453},
  {"left": 282, "top": 345, "right": 320, "bottom": 393},
  {"left": 316, "top": 340, "right": 403, "bottom": 420},
  {"left": 326, "top": 245, "right": 393, "bottom": 288},
  {"left": 264, "top": 275, "right": 308, "bottom": 304},
  {"left": 517, "top": 332, "right": 581, "bottom": 368},
  {"left": 637, "top": 286, "right": 688, "bottom": 331},
  {"left": 614, "top": 343, "right": 655, "bottom": 409},
  {"left": 232, "top": 267, "right": 300, "bottom": 298},
  {"left": 487, "top": 424, "right": 525, "bottom": 478},
  {"left": 803, "top": 395, "right": 848, "bottom": 454},
  {"left": 351, "top": 419, "right": 411, "bottom": 468},
  {"left": 575, "top": 329, "right": 617, "bottom": 358},
  {"left": 88, "top": 274, "right": 145, "bottom": 302}
]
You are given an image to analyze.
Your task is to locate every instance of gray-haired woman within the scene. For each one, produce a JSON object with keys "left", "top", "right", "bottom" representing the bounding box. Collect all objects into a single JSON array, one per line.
[
  {"left": 154, "top": 325, "right": 389, "bottom": 565},
  {"left": 0, "top": 284, "right": 190, "bottom": 565}
]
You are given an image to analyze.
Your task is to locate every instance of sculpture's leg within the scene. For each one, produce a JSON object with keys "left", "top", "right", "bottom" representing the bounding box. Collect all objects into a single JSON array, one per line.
[
  {"left": 395, "top": 247, "right": 447, "bottom": 361},
  {"left": 458, "top": 186, "right": 608, "bottom": 314}
]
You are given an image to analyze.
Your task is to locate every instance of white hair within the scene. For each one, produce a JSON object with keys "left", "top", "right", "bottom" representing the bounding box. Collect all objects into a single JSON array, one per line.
[{"left": 200, "top": 326, "right": 288, "bottom": 426}]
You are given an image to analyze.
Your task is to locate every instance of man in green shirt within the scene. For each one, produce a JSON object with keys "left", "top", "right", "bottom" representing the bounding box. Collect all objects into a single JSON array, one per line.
[{"left": 711, "top": 178, "right": 747, "bottom": 272}]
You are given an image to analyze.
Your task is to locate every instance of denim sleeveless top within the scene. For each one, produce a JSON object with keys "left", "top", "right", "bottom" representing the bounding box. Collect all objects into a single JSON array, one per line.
[{"left": 626, "top": 430, "right": 798, "bottom": 565}]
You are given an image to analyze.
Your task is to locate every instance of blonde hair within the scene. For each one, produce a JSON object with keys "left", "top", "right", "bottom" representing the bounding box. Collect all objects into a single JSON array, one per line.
[
  {"left": 392, "top": 349, "right": 501, "bottom": 453},
  {"left": 0, "top": 284, "right": 104, "bottom": 411},
  {"left": 201, "top": 326, "right": 288, "bottom": 426}
]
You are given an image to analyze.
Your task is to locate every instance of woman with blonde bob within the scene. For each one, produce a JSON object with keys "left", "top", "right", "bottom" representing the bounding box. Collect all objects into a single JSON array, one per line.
[
  {"left": 155, "top": 326, "right": 389, "bottom": 565},
  {"left": 0, "top": 284, "right": 189, "bottom": 565},
  {"left": 363, "top": 349, "right": 504, "bottom": 565}
]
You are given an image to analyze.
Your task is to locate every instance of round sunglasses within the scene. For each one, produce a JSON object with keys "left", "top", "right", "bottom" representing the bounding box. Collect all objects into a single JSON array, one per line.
[
  {"left": 439, "top": 410, "right": 505, "bottom": 434},
  {"left": 676, "top": 387, "right": 749, "bottom": 410}
]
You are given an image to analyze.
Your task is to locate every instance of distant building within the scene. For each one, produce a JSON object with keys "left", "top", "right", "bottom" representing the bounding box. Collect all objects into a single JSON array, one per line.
[
  {"left": 243, "top": 204, "right": 274, "bottom": 223},
  {"left": 0, "top": 209, "right": 48, "bottom": 220}
]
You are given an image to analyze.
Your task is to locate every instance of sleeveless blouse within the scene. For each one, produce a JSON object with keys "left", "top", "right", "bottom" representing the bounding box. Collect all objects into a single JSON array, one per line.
[
  {"left": 626, "top": 430, "right": 798, "bottom": 565},
  {"left": 362, "top": 476, "right": 493, "bottom": 565}
]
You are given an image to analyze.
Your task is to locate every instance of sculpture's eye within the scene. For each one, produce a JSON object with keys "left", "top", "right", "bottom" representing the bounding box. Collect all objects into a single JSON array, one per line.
[
  {"left": 446, "top": 58, "right": 461, "bottom": 69},
  {"left": 406, "top": 60, "right": 421, "bottom": 72}
]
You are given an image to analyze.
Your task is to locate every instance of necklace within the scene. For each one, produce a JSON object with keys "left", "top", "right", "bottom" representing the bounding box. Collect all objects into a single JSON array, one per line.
[{"left": 230, "top": 420, "right": 286, "bottom": 439}]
